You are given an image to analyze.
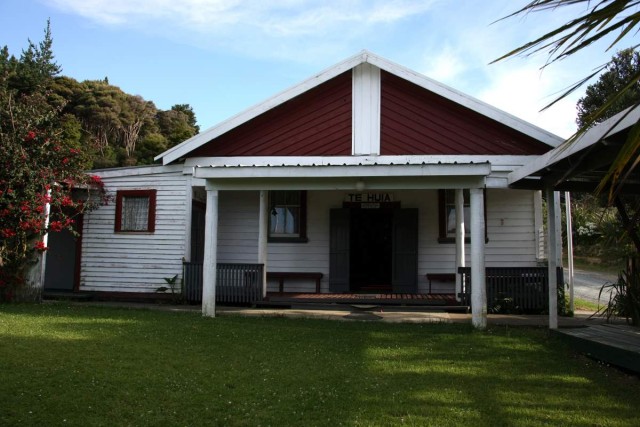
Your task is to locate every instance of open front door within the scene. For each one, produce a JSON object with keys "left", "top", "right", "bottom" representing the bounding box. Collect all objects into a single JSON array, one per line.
[
  {"left": 392, "top": 209, "right": 418, "bottom": 293},
  {"left": 329, "top": 208, "right": 350, "bottom": 292}
]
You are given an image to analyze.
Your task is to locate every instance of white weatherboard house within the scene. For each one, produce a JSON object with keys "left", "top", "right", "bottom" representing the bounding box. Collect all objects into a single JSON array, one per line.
[{"left": 43, "top": 51, "right": 568, "bottom": 328}]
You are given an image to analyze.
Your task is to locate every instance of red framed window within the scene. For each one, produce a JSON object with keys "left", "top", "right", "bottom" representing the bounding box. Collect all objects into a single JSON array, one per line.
[{"left": 115, "top": 190, "right": 157, "bottom": 233}]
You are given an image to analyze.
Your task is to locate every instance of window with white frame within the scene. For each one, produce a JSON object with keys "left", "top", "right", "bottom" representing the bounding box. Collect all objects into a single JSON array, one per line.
[
  {"left": 438, "top": 189, "right": 487, "bottom": 243},
  {"left": 268, "top": 190, "right": 307, "bottom": 242}
]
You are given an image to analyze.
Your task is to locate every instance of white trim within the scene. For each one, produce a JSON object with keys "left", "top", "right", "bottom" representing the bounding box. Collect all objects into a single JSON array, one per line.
[
  {"left": 157, "top": 50, "right": 563, "bottom": 165},
  {"left": 194, "top": 163, "right": 491, "bottom": 180},
  {"left": 533, "top": 190, "right": 544, "bottom": 261},
  {"left": 258, "top": 190, "right": 268, "bottom": 298},
  {"left": 185, "top": 155, "right": 536, "bottom": 168},
  {"left": 202, "top": 176, "right": 486, "bottom": 191},
  {"left": 352, "top": 63, "right": 381, "bottom": 155},
  {"left": 91, "top": 164, "right": 184, "bottom": 178},
  {"left": 455, "top": 188, "right": 465, "bottom": 302},
  {"left": 183, "top": 177, "right": 194, "bottom": 262}
]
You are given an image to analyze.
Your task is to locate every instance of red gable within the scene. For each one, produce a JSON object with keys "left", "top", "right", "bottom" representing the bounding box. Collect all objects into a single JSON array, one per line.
[
  {"left": 380, "top": 71, "right": 549, "bottom": 155},
  {"left": 190, "top": 71, "right": 352, "bottom": 157},
  {"left": 160, "top": 52, "right": 560, "bottom": 164}
]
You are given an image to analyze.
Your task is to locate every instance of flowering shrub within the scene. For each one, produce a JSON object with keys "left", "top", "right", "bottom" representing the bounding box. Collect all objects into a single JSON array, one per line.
[{"left": 0, "top": 93, "right": 108, "bottom": 301}]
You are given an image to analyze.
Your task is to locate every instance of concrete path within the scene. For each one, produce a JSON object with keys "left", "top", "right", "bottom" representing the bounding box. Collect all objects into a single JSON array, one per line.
[
  {"left": 565, "top": 268, "right": 618, "bottom": 304},
  {"left": 57, "top": 300, "right": 620, "bottom": 328}
]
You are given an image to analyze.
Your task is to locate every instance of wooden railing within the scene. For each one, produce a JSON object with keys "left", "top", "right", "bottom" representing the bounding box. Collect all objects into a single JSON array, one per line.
[
  {"left": 183, "top": 262, "right": 264, "bottom": 305},
  {"left": 458, "top": 267, "right": 564, "bottom": 313}
]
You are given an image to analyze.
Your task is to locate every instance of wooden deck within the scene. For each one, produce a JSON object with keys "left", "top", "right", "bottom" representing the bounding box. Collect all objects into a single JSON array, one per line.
[{"left": 553, "top": 324, "right": 640, "bottom": 374}]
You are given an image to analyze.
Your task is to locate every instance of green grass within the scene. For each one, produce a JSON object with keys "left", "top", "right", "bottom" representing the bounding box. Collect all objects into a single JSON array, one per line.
[
  {"left": 1, "top": 304, "right": 638, "bottom": 426},
  {"left": 573, "top": 297, "right": 601, "bottom": 312}
]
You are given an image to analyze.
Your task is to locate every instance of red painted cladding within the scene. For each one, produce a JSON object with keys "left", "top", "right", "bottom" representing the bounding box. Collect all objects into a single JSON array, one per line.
[
  {"left": 191, "top": 71, "right": 352, "bottom": 157},
  {"left": 380, "top": 71, "right": 550, "bottom": 155}
]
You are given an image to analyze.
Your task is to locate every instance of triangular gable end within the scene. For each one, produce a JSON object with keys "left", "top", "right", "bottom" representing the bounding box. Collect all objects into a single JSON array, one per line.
[{"left": 156, "top": 51, "right": 563, "bottom": 164}]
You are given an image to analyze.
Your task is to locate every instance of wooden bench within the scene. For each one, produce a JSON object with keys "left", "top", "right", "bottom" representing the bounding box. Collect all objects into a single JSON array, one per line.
[
  {"left": 426, "top": 273, "right": 456, "bottom": 294},
  {"left": 267, "top": 272, "right": 323, "bottom": 294}
]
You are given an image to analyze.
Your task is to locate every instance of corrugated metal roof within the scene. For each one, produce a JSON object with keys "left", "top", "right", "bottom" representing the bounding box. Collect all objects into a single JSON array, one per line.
[{"left": 194, "top": 160, "right": 490, "bottom": 169}]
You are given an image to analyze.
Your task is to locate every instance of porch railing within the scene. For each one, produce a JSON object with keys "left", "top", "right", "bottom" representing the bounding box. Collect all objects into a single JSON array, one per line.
[
  {"left": 458, "top": 267, "right": 564, "bottom": 313},
  {"left": 183, "top": 262, "right": 264, "bottom": 305}
]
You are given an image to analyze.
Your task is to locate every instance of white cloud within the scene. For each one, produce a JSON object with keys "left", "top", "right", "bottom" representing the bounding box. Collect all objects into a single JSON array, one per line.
[
  {"left": 50, "top": 0, "right": 437, "bottom": 35},
  {"left": 477, "top": 63, "right": 579, "bottom": 138},
  {"left": 48, "top": 0, "right": 440, "bottom": 62},
  {"left": 420, "top": 46, "right": 466, "bottom": 83}
]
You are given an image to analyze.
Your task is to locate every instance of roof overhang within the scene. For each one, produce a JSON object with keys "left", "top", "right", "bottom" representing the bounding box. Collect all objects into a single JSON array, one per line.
[
  {"left": 193, "top": 161, "right": 491, "bottom": 191},
  {"left": 508, "top": 106, "right": 640, "bottom": 193}
]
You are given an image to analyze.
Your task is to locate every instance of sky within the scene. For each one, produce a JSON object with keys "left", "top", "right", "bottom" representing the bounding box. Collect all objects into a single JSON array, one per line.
[{"left": 0, "top": 0, "right": 633, "bottom": 139}]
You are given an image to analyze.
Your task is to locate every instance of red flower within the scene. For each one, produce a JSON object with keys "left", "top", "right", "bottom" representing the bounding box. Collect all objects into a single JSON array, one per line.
[
  {"left": 89, "top": 175, "right": 103, "bottom": 185},
  {"left": 49, "top": 221, "right": 64, "bottom": 232},
  {"left": 24, "top": 131, "right": 36, "bottom": 142},
  {"left": 34, "top": 241, "right": 48, "bottom": 251},
  {"left": 61, "top": 196, "right": 74, "bottom": 207},
  {"left": 1, "top": 229, "right": 16, "bottom": 238}
]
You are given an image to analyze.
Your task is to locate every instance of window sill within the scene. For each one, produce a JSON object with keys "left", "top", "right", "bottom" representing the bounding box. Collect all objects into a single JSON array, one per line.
[
  {"left": 268, "top": 237, "right": 309, "bottom": 244},
  {"left": 115, "top": 231, "right": 155, "bottom": 234},
  {"left": 438, "top": 237, "right": 489, "bottom": 244}
]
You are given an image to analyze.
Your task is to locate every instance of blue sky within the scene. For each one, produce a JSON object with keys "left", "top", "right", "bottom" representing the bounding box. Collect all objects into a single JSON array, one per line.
[{"left": 0, "top": 0, "right": 631, "bottom": 138}]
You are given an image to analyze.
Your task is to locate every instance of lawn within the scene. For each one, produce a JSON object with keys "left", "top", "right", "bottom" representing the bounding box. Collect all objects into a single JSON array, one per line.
[{"left": 0, "top": 304, "right": 638, "bottom": 426}]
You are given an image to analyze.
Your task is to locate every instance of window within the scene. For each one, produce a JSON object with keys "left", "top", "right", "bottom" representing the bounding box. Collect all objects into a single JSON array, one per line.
[
  {"left": 438, "top": 189, "right": 487, "bottom": 243},
  {"left": 115, "top": 190, "right": 156, "bottom": 233},
  {"left": 268, "top": 190, "right": 307, "bottom": 242}
]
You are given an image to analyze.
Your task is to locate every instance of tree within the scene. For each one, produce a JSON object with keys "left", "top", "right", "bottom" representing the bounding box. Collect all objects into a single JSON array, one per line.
[
  {"left": 577, "top": 48, "right": 640, "bottom": 128},
  {"left": 494, "top": 0, "right": 640, "bottom": 200},
  {"left": 0, "top": 25, "right": 106, "bottom": 302},
  {"left": 157, "top": 104, "right": 199, "bottom": 146}
]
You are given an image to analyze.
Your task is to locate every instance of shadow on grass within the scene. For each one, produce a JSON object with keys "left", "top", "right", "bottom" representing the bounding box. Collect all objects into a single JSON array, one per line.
[{"left": 0, "top": 303, "right": 638, "bottom": 426}]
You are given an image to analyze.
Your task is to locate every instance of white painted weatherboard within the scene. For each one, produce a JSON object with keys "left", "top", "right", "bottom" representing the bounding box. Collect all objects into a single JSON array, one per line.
[
  {"left": 215, "top": 188, "right": 539, "bottom": 295},
  {"left": 80, "top": 169, "right": 189, "bottom": 293}
]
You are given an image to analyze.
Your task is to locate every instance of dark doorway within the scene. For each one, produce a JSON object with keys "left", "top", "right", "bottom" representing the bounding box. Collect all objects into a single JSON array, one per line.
[
  {"left": 44, "top": 215, "right": 83, "bottom": 292},
  {"left": 349, "top": 209, "right": 393, "bottom": 291}
]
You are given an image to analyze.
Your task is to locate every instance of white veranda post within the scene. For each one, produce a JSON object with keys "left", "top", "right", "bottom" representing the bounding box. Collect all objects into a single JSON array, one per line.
[
  {"left": 546, "top": 187, "right": 559, "bottom": 329},
  {"left": 470, "top": 188, "right": 486, "bottom": 329},
  {"left": 202, "top": 189, "right": 219, "bottom": 317},
  {"left": 455, "top": 188, "right": 465, "bottom": 302},
  {"left": 258, "top": 190, "right": 268, "bottom": 298}
]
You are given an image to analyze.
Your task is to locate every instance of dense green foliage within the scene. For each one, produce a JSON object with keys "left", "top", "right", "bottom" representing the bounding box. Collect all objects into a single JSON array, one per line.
[
  {"left": 577, "top": 48, "right": 640, "bottom": 128},
  {"left": 0, "top": 23, "right": 107, "bottom": 301},
  {"left": 1, "top": 304, "right": 638, "bottom": 426},
  {"left": 1, "top": 23, "right": 199, "bottom": 300},
  {"left": 2, "top": 24, "right": 199, "bottom": 170}
]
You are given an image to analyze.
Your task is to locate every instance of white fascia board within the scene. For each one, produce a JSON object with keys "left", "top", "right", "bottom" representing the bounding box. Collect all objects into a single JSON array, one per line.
[
  {"left": 194, "top": 162, "right": 491, "bottom": 180},
  {"left": 508, "top": 105, "right": 640, "bottom": 185},
  {"left": 204, "top": 176, "right": 487, "bottom": 191},
  {"left": 184, "top": 155, "right": 536, "bottom": 169},
  {"left": 364, "top": 52, "right": 564, "bottom": 148},
  {"left": 156, "top": 51, "right": 371, "bottom": 165},
  {"left": 90, "top": 163, "right": 184, "bottom": 178}
]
